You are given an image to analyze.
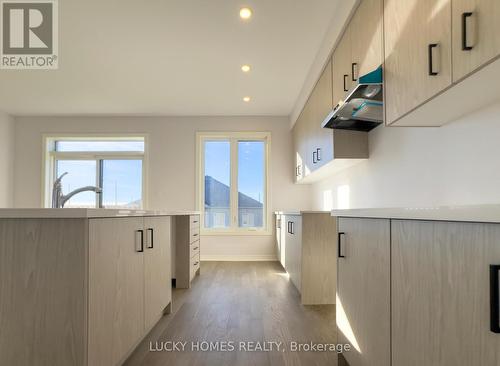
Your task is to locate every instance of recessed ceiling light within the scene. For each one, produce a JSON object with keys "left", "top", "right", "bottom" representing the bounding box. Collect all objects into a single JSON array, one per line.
[
  {"left": 243, "top": 96, "right": 251, "bottom": 102},
  {"left": 239, "top": 7, "right": 252, "bottom": 20},
  {"left": 241, "top": 65, "right": 251, "bottom": 73}
]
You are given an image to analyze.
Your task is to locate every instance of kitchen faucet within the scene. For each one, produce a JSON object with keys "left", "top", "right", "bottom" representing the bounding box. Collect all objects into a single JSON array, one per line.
[{"left": 52, "top": 172, "right": 103, "bottom": 208}]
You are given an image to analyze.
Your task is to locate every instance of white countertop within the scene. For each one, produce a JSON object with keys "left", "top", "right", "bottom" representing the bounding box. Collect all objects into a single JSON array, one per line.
[
  {"left": 0, "top": 208, "right": 201, "bottom": 219},
  {"left": 331, "top": 205, "right": 500, "bottom": 223},
  {"left": 274, "top": 210, "right": 331, "bottom": 215}
]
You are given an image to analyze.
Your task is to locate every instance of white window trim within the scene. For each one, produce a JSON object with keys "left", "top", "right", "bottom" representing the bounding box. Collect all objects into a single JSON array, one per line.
[
  {"left": 196, "top": 131, "right": 271, "bottom": 236},
  {"left": 41, "top": 134, "right": 149, "bottom": 209}
]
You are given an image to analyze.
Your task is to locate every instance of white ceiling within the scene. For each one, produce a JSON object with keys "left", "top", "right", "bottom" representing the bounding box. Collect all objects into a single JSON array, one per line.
[{"left": 0, "top": 0, "right": 338, "bottom": 116}]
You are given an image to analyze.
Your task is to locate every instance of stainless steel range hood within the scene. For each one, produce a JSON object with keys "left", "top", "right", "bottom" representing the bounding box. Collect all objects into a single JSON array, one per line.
[{"left": 322, "top": 66, "right": 383, "bottom": 132}]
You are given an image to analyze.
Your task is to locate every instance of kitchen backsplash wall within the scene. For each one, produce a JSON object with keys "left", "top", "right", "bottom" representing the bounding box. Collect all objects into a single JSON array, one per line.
[{"left": 311, "top": 102, "right": 500, "bottom": 210}]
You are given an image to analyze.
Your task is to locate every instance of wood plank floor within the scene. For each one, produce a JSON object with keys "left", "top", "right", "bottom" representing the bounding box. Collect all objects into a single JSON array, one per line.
[{"left": 124, "top": 261, "right": 337, "bottom": 366}]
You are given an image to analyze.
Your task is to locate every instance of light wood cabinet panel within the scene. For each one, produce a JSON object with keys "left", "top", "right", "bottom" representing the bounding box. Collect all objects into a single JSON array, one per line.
[
  {"left": 301, "top": 213, "right": 336, "bottom": 305},
  {"left": 144, "top": 216, "right": 172, "bottom": 331},
  {"left": 174, "top": 215, "right": 201, "bottom": 289},
  {"left": 332, "top": 28, "right": 352, "bottom": 107},
  {"left": 391, "top": 220, "right": 500, "bottom": 365},
  {"left": 308, "top": 58, "right": 334, "bottom": 171},
  {"left": 88, "top": 217, "right": 145, "bottom": 366},
  {"left": 351, "top": 0, "right": 383, "bottom": 79},
  {"left": 284, "top": 215, "right": 302, "bottom": 292},
  {"left": 0, "top": 219, "right": 88, "bottom": 366},
  {"left": 384, "top": 0, "right": 452, "bottom": 125},
  {"left": 452, "top": 0, "right": 500, "bottom": 81},
  {"left": 337, "top": 218, "right": 390, "bottom": 366},
  {"left": 292, "top": 109, "right": 309, "bottom": 181}
]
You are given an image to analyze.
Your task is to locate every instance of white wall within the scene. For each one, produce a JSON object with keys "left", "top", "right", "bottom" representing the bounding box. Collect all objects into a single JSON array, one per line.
[
  {"left": 13, "top": 115, "right": 311, "bottom": 260},
  {"left": 311, "top": 103, "right": 500, "bottom": 210},
  {"left": 0, "top": 111, "right": 14, "bottom": 207}
]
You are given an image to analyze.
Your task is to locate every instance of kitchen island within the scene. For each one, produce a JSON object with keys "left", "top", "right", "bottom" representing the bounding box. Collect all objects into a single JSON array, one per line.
[{"left": 0, "top": 209, "right": 199, "bottom": 366}]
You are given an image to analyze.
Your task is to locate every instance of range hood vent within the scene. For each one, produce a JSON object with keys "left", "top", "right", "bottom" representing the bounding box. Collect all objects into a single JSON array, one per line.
[{"left": 322, "top": 66, "right": 383, "bottom": 132}]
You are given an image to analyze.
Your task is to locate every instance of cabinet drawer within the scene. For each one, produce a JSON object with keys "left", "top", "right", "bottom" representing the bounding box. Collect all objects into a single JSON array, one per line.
[
  {"left": 190, "top": 215, "right": 200, "bottom": 229},
  {"left": 190, "top": 226, "right": 200, "bottom": 243},
  {"left": 190, "top": 253, "right": 200, "bottom": 279},
  {"left": 190, "top": 241, "right": 200, "bottom": 258}
]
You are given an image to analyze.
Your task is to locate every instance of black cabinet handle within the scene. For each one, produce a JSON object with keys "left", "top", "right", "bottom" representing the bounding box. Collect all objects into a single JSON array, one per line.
[
  {"left": 428, "top": 44, "right": 439, "bottom": 76},
  {"left": 490, "top": 265, "right": 500, "bottom": 333},
  {"left": 316, "top": 148, "right": 322, "bottom": 162},
  {"left": 351, "top": 63, "right": 358, "bottom": 82},
  {"left": 287, "top": 221, "right": 291, "bottom": 234},
  {"left": 147, "top": 228, "right": 154, "bottom": 249},
  {"left": 313, "top": 151, "right": 317, "bottom": 164},
  {"left": 290, "top": 221, "right": 295, "bottom": 235},
  {"left": 137, "top": 230, "right": 144, "bottom": 252},
  {"left": 462, "top": 12, "right": 474, "bottom": 51},
  {"left": 343, "top": 74, "right": 349, "bottom": 91},
  {"left": 338, "top": 232, "right": 345, "bottom": 258}
]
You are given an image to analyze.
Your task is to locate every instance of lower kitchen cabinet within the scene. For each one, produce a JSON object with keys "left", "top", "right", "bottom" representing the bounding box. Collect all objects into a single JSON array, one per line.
[
  {"left": 337, "top": 216, "right": 500, "bottom": 366},
  {"left": 391, "top": 220, "right": 500, "bottom": 365},
  {"left": 285, "top": 214, "right": 302, "bottom": 291},
  {"left": 278, "top": 212, "right": 337, "bottom": 305},
  {"left": 144, "top": 217, "right": 172, "bottom": 330},
  {"left": 88, "top": 216, "right": 172, "bottom": 366},
  {"left": 337, "top": 218, "right": 391, "bottom": 366},
  {"left": 173, "top": 214, "right": 201, "bottom": 288}
]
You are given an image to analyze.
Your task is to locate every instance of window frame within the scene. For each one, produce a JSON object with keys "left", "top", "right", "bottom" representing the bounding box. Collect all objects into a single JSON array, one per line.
[
  {"left": 196, "top": 132, "right": 271, "bottom": 236},
  {"left": 42, "top": 134, "right": 148, "bottom": 209}
]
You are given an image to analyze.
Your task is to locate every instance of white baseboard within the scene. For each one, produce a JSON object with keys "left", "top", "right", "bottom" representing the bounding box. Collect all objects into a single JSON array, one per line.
[{"left": 201, "top": 254, "right": 278, "bottom": 261}]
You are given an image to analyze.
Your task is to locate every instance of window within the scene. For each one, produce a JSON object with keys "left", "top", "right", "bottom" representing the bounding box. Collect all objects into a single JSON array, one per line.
[
  {"left": 44, "top": 137, "right": 146, "bottom": 208},
  {"left": 198, "top": 132, "right": 269, "bottom": 233}
]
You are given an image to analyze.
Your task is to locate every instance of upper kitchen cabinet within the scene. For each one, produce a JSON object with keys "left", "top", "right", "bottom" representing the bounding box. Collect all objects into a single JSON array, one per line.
[
  {"left": 452, "top": 0, "right": 500, "bottom": 81},
  {"left": 292, "top": 105, "right": 310, "bottom": 182},
  {"left": 332, "top": 27, "right": 352, "bottom": 106},
  {"left": 308, "top": 58, "right": 334, "bottom": 171},
  {"left": 384, "top": 0, "right": 453, "bottom": 125},
  {"left": 350, "top": 0, "right": 383, "bottom": 81}
]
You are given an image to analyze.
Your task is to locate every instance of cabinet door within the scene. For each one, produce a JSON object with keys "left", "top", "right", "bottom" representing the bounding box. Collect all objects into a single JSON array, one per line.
[
  {"left": 280, "top": 216, "right": 287, "bottom": 267},
  {"left": 275, "top": 214, "right": 282, "bottom": 262},
  {"left": 144, "top": 216, "right": 172, "bottom": 331},
  {"left": 350, "top": 0, "right": 383, "bottom": 79},
  {"left": 284, "top": 215, "right": 302, "bottom": 292},
  {"left": 384, "top": 0, "right": 452, "bottom": 125},
  {"left": 452, "top": 0, "right": 500, "bottom": 81},
  {"left": 391, "top": 220, "right": 500, "bottom": 365},
  {"left": 309, "top": 58, "right": 334, "bottom": 171},
  {"left": 337, "top": 218, "right": 390, "bottom": 366},
  {"left": 88, "top": 218, "right": 145, "bottom": 366},
  {"left": 292, "top": 115, "right": 305, "bottom": 182},
  {"left": 332, "top": 27, "right": 352, "bottom": 107}
]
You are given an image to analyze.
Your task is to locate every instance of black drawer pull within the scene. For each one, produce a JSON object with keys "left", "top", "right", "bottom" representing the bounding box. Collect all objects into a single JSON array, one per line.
[
  {"left": 462, "top": 12, "right": 473, "bottom": 51},
  {"left": 136, "top": 230, "right": 144, "bottom": 253},
  {"left": 428, "top": 44, "right": 439, "bottom": 76},
  {"left": 490, "top": 265, "right": 500, "bottom": 333},
  {"left": 338, "top": 232, "right": 345, "bottom": 258},
  {"left": 352, "top": 63, "right": 358, "bottom": 81},
  {"left": 343, "top": 74, "right": 349, "bottom": 91},
  {"left": 146, "top": 228, "right": 154, "bottom": 249},
  {"left": 316, "top": 148, "right": 321, "bottom": 162},
  {"left": 313, "top": 151, "right": 317, "bottom": 164}
]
